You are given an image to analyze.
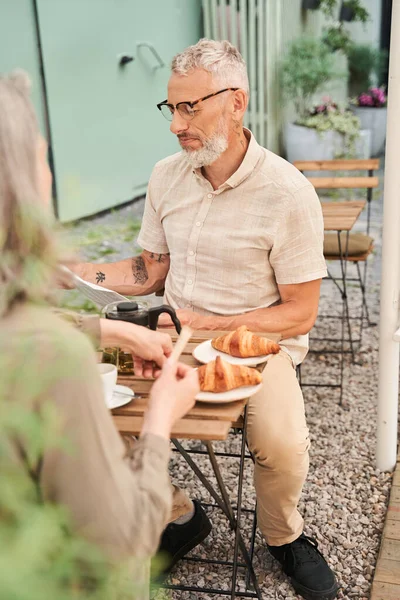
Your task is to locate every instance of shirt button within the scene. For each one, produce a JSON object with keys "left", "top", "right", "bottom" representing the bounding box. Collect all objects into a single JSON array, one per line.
[
  {"left": 196, "top": 221, "right": 202, "bottom": 227},
  {"left": 207, "top": 193, "right": 213, "bottom": 199},
  {"left": 187, "top": 279, "right": 193, "bottom": 285},
  {"left": 189, "top": 250, "right": 194, "bottom": 256}
]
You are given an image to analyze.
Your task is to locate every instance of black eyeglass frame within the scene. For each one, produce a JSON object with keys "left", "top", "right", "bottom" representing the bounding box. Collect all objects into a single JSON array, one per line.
[{"left": 156, "top": 87, "right": 239, "bottom": 120}]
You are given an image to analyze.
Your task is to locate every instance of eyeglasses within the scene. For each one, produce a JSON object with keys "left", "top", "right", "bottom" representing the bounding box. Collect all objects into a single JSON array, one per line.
[{"left": 157, "top": 88, "right": 239, "bottom": 122}]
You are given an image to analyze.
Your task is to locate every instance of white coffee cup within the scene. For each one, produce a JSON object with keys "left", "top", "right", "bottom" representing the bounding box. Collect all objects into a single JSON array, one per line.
[{"left": 97, "top": 363, "right": 118, "bottom": 408}]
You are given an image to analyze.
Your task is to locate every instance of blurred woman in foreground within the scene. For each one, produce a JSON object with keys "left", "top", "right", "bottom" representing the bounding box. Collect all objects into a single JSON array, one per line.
[{"left": 0, "top": 71, "right": 199, "bottom": 597}]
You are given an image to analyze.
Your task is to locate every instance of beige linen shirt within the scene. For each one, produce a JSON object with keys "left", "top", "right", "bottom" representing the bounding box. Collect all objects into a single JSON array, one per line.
[{"left": 138, "top": 129, "right": 327, "bottom": 364}]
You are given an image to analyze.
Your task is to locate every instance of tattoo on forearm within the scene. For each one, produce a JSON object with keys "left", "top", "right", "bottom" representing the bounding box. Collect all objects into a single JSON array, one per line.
[
  {"left": 96, "top": 271, "right": 106, "bottom": 284},
  {"left": 149, "top": 252, "right": 170, "bottom": 263},
  {"left": 132, "top": 256, "right": 149, "bottom": 285}
]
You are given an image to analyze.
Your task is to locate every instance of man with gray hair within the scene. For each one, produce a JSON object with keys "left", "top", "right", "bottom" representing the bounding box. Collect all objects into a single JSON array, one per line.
[{"left": 73, "top": 39, "right": 338, "bottom": 599}]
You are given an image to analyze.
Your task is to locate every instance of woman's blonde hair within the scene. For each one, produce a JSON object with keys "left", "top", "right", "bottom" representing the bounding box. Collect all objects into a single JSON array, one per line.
[{"left": 0, "top": 71, "right": 61, "bottom": 317}]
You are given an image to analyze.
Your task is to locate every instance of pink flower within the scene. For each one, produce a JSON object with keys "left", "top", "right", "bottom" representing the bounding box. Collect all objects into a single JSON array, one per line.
[
  {"left": 359, "top": 93, "right": 374, "bottom": 106},
  {"left": 357, "top": 87, "right": 386, "bottom": 108}
]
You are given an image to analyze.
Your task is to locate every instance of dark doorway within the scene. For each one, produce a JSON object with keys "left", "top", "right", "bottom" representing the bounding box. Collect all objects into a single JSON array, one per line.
[{"left": 380, "top": 0, "right": 393, "bottom": 86}]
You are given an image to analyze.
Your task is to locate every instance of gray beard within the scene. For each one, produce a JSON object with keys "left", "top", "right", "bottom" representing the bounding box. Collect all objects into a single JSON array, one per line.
[{"left": 181, "top": 123, "right": 229, "bottom": 169}]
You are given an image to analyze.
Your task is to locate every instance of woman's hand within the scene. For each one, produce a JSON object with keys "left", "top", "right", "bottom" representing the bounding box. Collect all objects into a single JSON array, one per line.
[
  {"left": 141, "top": 360, "right": 199, "bottom": 440},
  {"left": 99, "top": 319, "right": 173, "bottom": 377}
]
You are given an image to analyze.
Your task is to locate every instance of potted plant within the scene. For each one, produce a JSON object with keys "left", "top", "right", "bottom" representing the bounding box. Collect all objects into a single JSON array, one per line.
[
  {"left": 351, "top": 87, "right": 387, "bottom": 156},
  {"left": 302, "top": 0, "right": 337, "bottom": 15},
  {"left": 302, "top": 0, "right": 322, "bottom": 9},
  {"left": 322, "top": 23, "right": 353, "bottom": 54},
  {"left": 281, "top": 37, "right": 370, "bottom": 162},
  {"left": 292, "top": 98, "right": 368, "bottom": 161},
  {"left": 339, "top": 0, "right": 369, "bottom": 22}
]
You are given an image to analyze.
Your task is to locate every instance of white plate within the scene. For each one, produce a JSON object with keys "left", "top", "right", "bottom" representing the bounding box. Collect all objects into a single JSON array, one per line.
[
  {"left": 195, "top": 382, "right": 263, "bottom": 404},
  {"left": 107, "top": 385, "right": 135, "bottom": 410},
  {"left": 193, "top": 339, "right": 273, "bottom": 367}
]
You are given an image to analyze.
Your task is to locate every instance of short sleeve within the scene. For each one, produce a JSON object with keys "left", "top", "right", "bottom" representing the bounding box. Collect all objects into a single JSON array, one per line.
[
  {"left": 137, "top": 167, "right": 169, "bottom": 254},
  {"left": 270, "top": 184, "right": 328, "bottom": 285}
]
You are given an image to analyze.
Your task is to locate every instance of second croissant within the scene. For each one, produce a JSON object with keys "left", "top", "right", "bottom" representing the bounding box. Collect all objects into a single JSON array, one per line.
[{"left": 198, "top": 356, "right": 262, "bottom": 393}]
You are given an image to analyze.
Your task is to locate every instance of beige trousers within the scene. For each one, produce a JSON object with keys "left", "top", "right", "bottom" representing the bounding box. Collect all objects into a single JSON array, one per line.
[{"left": 171, "top": 351, "right": 310, "bottom": 547}]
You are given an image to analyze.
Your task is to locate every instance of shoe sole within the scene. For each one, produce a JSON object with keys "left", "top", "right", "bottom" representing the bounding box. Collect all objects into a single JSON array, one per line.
[
  {"left": 292, "top": 578, "right": 340, "bottom": 600},
  {"left": 165, "top": 516, "right": 212, "bottom": 573}
]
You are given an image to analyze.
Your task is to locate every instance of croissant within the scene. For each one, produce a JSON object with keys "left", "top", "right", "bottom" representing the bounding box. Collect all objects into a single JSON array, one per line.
[
  {"left": 211, "top": 325, "right": 280, "bottom": 358},
  {"left": 198, "top": 356, "right": 262, "bottom": 393}
]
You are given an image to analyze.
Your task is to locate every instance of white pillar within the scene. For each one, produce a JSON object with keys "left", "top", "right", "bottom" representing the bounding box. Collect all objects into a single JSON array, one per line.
[{"left": 377, "top": 0, "right": 400, "bottom": 471}]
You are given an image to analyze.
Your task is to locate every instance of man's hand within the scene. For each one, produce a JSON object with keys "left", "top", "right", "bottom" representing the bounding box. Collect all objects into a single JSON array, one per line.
[
  {"left": 99, "top": 319, "right": 173, "bottom": 378},
  {"left": 156, "top": 279, "right": 322, "bottom": 337}
]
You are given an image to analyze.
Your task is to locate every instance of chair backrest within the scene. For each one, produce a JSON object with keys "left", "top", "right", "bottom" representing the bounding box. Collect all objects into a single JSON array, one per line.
[
  {"left": 293, "top": 159, "right": 380, "bottom": 234},
  {"left": 293, "top": 159, "right": 379, "bottom": 189}
]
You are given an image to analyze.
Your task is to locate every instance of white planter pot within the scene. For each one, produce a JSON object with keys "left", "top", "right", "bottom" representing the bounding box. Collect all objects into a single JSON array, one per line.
[
  {"left": 351, "top": 106, "right": 387, "bottom": 157},
  {"left": 284, "top": 123, "right": 371, "bottom": 176}
]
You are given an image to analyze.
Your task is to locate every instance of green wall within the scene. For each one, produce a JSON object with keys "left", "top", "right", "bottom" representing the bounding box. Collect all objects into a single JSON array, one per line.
[
  {"left": 0, "top": 0, "right": 45, "bottom": 134},
  {"left": 0, "top": 0, "right": 202, "bottom": 222}
]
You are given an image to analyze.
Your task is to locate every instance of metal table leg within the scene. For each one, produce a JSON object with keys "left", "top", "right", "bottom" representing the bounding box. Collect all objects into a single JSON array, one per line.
[{"left": 170, "top": 408, "right": 262, "bottom": 600}]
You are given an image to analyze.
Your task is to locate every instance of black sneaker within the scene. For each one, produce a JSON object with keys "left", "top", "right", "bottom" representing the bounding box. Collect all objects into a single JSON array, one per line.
[
  {"left": 267, "top": 534, "right": 339, "bottom": 600},
  {"left": 155, "top": 500, "right": 212, "bottom": 576}
]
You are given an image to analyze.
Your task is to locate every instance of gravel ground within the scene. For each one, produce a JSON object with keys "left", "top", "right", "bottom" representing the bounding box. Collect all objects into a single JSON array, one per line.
[{"left": 62, "top": 159, "right": 392, "bottom": 599}]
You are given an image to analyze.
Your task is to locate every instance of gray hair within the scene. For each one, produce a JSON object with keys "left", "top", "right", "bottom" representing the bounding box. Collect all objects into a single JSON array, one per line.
[
  {"left": 0, "top": 71, "right": 62, "bottom": 316},
  {"left": 171, "top": 38, "right": 249, "bottom": 95}
]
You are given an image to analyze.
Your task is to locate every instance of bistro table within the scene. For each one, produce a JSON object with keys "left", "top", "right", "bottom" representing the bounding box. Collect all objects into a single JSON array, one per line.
[
  {"left": 321, "top": 199, "right": 366, "bottom": 234},
  {"left": 321, "top": 199, "right": 367, "bottom": 332},
  {"left": 308, "top": 200, "right": 367, "bottom": 404},
  {"left": 112, "top": 329, "right": 281, "bottom": 600}
]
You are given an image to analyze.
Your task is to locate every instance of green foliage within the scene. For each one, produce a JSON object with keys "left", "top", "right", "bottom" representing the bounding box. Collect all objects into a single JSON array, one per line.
[
  {"left": 322, "top": 24, "right": 352, "bottom": 54},
  {"left": 311, "top": 0, "right": 370, "bottom": 22},
  {"left": 281, "top": 37, "right": 341, "bottom": 119},
  {"left": 121, "top": 220, "right": 142, "bottom": 242},
  {"left": 90, "top": 245, "right": 117, "bottom": 258},
  {"left": 317, "top": 1, "right": 370, "bottom": 56},
  {"left": 341, "top": 0, "right": 369, "bottom": 23},
  {"left": 59, "top": 290, "right": 99, "bottom": 314},
  {"left": 70, "top": 219, "right": 141, "bottom": 258},
  {"left": 0, "top": 334, "right": 138, "bottom": 599},
  {"left": 348, "top": 44, "right": 388, "bottom": 95},
  {"left": 318, "top": 0, "right": 339, "bottom": 18}
]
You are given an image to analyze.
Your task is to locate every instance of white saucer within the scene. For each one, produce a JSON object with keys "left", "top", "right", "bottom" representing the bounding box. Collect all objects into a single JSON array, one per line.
[
  {"left": 193, "top": 339, "right": 273, "bottom": 367},
  {"left": 107, "top": 385, "right": 135, "bottom": 410},
  {"left": 195, "top": 382, "right": 263, "bottom": 404}
]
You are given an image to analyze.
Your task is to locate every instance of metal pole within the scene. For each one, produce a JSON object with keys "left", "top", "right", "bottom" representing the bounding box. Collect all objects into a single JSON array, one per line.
[{"left": 377, "top": 0, "right": 400, "bottom": 471}]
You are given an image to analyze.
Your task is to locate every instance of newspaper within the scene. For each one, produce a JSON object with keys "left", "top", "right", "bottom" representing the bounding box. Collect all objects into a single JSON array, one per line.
[{"left": 62, "top": 267, "right": 129, "bottom": 308}]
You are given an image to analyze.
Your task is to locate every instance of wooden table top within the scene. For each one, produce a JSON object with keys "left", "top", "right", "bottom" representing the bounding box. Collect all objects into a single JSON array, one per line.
[
  {"left": 321, "top": 200, "right": 366, "bottom": 232},
  {"left": 112, "top": 330, "right": 280, "bottom": 441}
]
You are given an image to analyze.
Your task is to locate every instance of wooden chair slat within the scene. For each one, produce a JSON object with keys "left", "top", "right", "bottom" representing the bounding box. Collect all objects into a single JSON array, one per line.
[
  {"left": 309, "top": 176, "right": 379, "bottom": 189},
  {"left": 294, "top": 159, "right": 379, "bottom": 171}
]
